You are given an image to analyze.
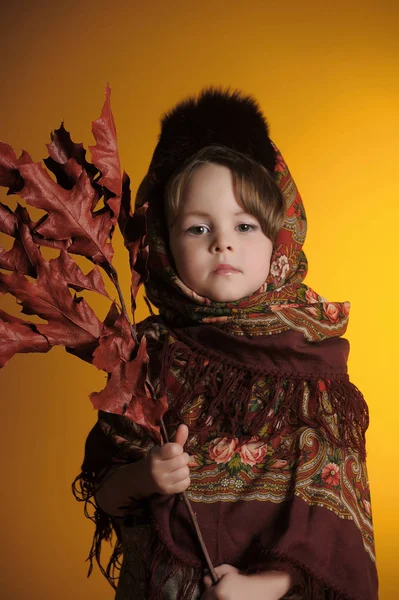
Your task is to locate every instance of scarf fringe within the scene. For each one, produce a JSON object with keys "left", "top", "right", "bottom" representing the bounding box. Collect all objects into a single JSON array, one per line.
[
  {"left": 160, "top": 335, "right": 369, "bottom": 460},
  {"left": 249, "top": 551, "right": 353, "bottom": 600},
  {"left": 146, "top": 527, "right": 202, "bottom": 600},
  {"left": 71, "top": 471, "right": 122, "bottom": 591}
]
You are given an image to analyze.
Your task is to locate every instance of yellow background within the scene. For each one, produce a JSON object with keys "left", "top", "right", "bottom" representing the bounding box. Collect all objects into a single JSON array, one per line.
[{"left": 0, "top": 1, "right": 397, "bottom": 598}]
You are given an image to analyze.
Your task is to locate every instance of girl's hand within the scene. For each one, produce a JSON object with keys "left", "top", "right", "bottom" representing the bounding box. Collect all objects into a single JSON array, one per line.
[
  {"left": 135, "top": 423, "right": 191, "bottom": 498},
  {"left": 202, "top": 565, "right": 293, "bottom": 600},
  {"left": 95, "top": 424, "right": 190, "bottom": 515}
]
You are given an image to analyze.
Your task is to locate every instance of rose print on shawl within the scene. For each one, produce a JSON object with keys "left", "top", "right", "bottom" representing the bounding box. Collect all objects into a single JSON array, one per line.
[
  {"left": 342, "top": 301, "right": 350, "bottom": 316},
  {"left": 197, "top": 435, "right": 274, "bottom": 476},
  {"left": 238, "top": 437, "right": 268, "bottom": 466},
  {"left": 305, "top": 288, "right": 319, "bottom": 303},
  {"left": 208, "top": 436, "right": 238, "bottom": 464},
  {"left": 323, "top": 303, "right": 340, "bottom": 324}
]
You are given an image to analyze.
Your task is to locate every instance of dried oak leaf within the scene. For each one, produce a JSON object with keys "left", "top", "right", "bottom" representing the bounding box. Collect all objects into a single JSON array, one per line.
[
  {"left": 91, "top": 315, "right": 167, "bottom": 442},
  {"left": 120, "top": 172, "right": 149, "bottom": 311},
  {"left": 0, "top": 207, "right": 104, "bottom": 350},
  {"left": 0, "top": 143, "right": 32, "bottom": 194},
  {"left": 44, "top": 125, "right": 98, "bottom": 191},
  {"left": 92, "top": 304, "right": 135, "bottom": 372},
  {"left": 44, "top": 84, "right": 121, "bottom": 224},
  {"left": 89, "top": 84, "right": 122, "bottom": 221},
  {"left": 0, "top": 201, "right": 18, "bottom": 236},
  {"left": 0, "top": 203, "right": 65, "bottom": 276},
  {"left": 0, "top": 204, "right": 110, "bottom": 298},
  {"left": 17, "top": 158, "right": 114, "bottom": 265},
  {"left": 0, "top": 203, "right": 36, "bottom": 276},
  {"left": 0, "top": 309, "right": 50, "bottom": 368}
]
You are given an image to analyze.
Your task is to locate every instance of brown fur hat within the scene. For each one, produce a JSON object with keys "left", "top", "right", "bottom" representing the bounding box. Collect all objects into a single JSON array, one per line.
[{"left": 146, "top": 87, "right": 277, "bottom": 194}]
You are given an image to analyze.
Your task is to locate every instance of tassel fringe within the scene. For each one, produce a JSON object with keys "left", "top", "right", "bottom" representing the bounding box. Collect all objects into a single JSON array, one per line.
[
  {"left": 147, "top": 527, "right": 202, "bottom": 600},
  {"left": 160, "top": 334, "right": 369, "bottom": 460},
  {"left": 72, "top": 471, "right": 122, "bottom": 590},
  {"left": 257, "top": 550, "right": 359, "bottom": 600}
]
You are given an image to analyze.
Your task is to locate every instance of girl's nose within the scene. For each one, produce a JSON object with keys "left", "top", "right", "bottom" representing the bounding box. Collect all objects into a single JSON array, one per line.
[{"left": 210, "top": 232, "right": 233, "bottom": 253}]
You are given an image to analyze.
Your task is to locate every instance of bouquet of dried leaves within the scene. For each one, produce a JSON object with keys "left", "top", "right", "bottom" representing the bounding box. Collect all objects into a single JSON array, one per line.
[{"left": 0, "top": 86, "right": 216, "bottom": 581}]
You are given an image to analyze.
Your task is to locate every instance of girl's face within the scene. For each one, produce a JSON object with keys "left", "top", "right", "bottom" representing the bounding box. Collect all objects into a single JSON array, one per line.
[{"left": 168, "top": 163, "right": 273, "bottom": 302}]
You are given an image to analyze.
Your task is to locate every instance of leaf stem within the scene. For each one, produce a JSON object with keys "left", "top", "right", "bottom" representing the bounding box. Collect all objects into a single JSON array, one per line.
[
  {"left": 107, "top": 264, "right": 138, "bottom": 345},
  {"left": 160, "top": 417, "right": 218, "bottom": 586}
]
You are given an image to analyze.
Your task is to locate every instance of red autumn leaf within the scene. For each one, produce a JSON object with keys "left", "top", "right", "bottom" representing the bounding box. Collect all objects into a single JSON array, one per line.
[
  {"left": 16, "top": 159, "right": 114, "bottom": 264},
  {"left": 0, "top": 204, "right": 56, "bottom": 275},
  {"left": 0, "top": 143, "right": 32, "bottom": 194},
  {"left": 1, "top": 201, "right": 71, "bottom": 255},
  {"left": 43, "top": 85, "right": 121, "bottom": 222},
  {"left": 89, "top": 84, "right": 122, "bottom": 213},
  {"left": 0, "top": 204, "right": 110, "bottom": 299},
  {"left": 0, "top": 202, "right": 18, "bottom": 236},
  {"left": 0, "top": 203, "right": 76, "bottom": 283},
  {"left": 124, "top": 335, "right": 168, "bottom": 430},
  {"left": 119, "top": 172, "right": 149, "bottom": 311},
  {"left": 44, "top": 124, "right": 98, "bottom": 192},
  {"left": 0, "top": 309, "right": 50, "bottom": 368},
  {"left": 92, "top": 306, "right": 135, "bottom": 372},
  {"left": 55, "top": 250, "right": 110, "bottom": 298},
  {"left": 0, "top": 205, "right": 36, "bottom": 275},
  {"left": 91, "top": 334, "right": 167, "bottom": 442},
  {"left": 0, "top": 238, "right": 35, "bottom": 276},
  {"left": 0, "top": 210, "right": 103, "bottom": 349},
  {"left": 131, "top": 245, "right": 149, "bottom": 310},
  {"left": 119, "top": 173, "right": 148, "bottom": 266}
]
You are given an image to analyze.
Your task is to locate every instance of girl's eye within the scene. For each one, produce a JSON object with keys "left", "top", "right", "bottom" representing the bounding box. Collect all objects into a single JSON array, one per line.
[
  {"left": 187, "top": 225, "right": 210, "bottom": 235},
  {"left": 237, "top": 223, "right": 257, "bottom": 232}
]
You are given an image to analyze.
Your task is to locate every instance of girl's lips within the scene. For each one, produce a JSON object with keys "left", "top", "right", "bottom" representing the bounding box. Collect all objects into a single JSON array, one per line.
[{"left": 213, "top": 264, "right": 241, "bottom": 274}]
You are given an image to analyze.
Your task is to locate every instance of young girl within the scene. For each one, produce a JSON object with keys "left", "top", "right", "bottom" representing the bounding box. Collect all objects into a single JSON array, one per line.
[{"left": 74, "top": 89, "right": 378, "bottom": 600}]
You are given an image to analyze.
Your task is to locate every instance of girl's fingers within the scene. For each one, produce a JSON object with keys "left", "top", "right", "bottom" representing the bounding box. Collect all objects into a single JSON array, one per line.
[
  {"left": 159, "top": 442, "right": 184, "bottom": 460},
  {"left": 214, "top": 564, "right": 239, "bottom": 576},
  {"left": 203, "top": 564, "right": 239, "bottom": 588},
  {"left": 167, "top": 476, "right": 190, "bottom": 495},
  {"left": 169, "top": 465, "right": 190, "bottom": 484},
  {"left": 173, "top": 423, "right": 189, "bottom": 447},
  {"left": 167, "top": 452, "right": 189, "bottom": 472}
]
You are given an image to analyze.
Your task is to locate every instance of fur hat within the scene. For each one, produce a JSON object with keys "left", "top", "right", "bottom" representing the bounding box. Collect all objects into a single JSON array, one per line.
[{"left": 146, "top": 87, "right": 277, "bottom": 192}]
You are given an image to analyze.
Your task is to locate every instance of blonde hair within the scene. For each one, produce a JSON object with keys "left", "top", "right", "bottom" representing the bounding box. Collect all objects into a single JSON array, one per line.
[{"left": 165, "top": 145, "right": 285, "bottom": 241}]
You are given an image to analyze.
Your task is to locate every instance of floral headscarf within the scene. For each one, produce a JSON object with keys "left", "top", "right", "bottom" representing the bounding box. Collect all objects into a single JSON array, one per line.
[{"left": 136, "top": 139, "right": 349, "bottom": 341}]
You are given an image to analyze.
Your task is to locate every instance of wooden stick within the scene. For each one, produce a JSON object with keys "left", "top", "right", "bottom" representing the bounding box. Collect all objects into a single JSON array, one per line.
[{"left": 160, "top": 417, "right": 218, "bottom": 585}]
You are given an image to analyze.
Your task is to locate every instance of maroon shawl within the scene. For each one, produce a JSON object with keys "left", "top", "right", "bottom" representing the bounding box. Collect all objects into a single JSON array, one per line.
[{"left": 74, "top": 320, "right": 377, "bottom": 600}]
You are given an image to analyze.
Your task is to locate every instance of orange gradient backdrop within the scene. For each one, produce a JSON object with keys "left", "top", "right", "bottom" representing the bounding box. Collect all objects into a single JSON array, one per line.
[{"left": 0, "top": 1, "right": 397, "bottom": 598}]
